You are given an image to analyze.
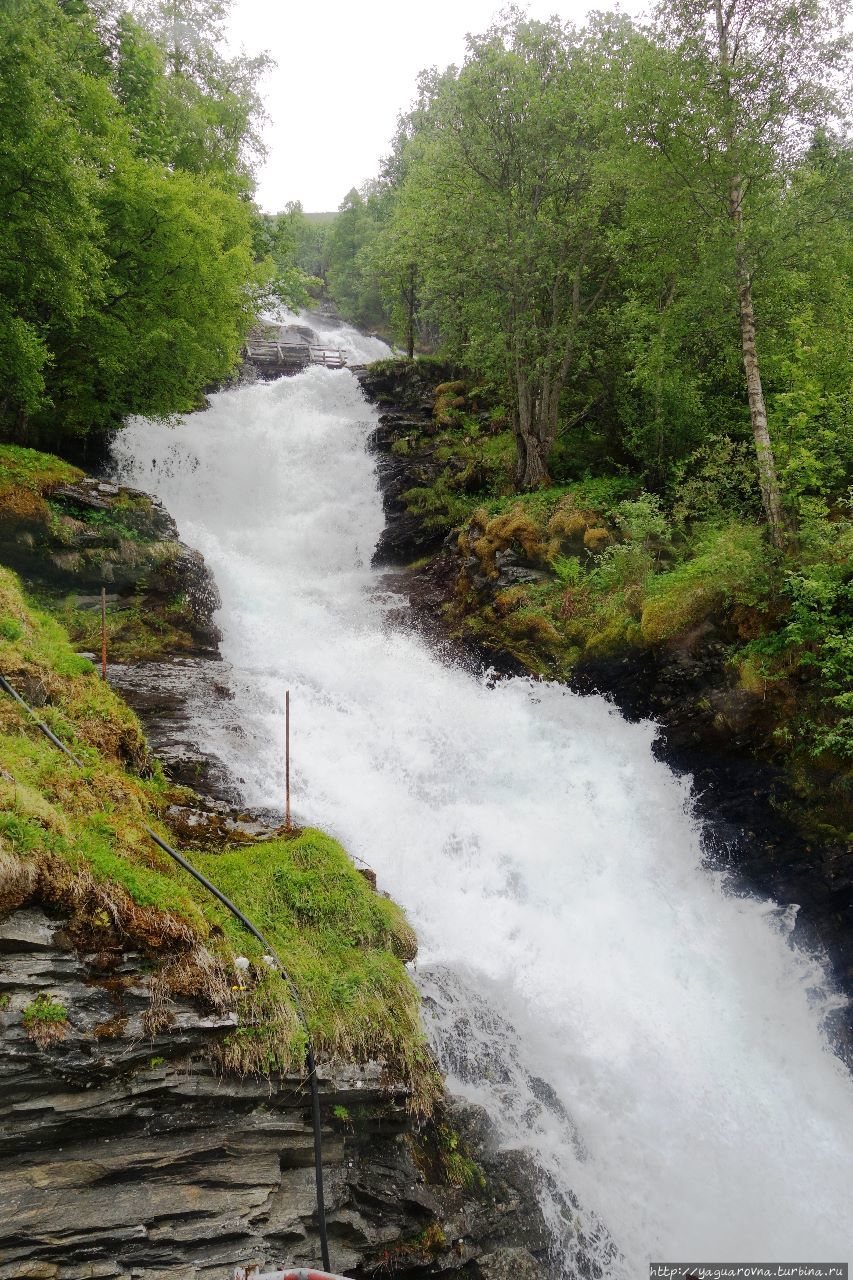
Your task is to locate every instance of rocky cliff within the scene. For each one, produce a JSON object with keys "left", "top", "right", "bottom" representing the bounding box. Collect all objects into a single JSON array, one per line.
[{"left": 0, "top": 905, "right": 548, "bottom": 1280}]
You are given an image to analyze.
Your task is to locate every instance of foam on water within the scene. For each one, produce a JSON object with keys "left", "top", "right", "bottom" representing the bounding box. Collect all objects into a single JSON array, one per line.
[{"left": 113, "top": 335, "right": 853, "bottom": 1274}]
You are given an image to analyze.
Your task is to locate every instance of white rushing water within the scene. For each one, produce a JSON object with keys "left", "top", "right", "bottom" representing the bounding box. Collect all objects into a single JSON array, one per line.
[{"left": 113, "top": 323, "right": 853, "bottom": 1274}]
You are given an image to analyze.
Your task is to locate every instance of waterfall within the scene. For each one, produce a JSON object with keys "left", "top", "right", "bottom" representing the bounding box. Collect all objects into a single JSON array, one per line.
[{"left": 112, "top": 328, "right": 853, "bottom": 1275}]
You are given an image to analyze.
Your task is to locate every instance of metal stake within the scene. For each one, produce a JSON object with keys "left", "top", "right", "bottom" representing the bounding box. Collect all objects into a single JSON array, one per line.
[
  {"left": 100, "top": 587, "right": 107, "bottom": 682},
  {"left": 285, "top": 689, "right": 291, "bottom": 831}
]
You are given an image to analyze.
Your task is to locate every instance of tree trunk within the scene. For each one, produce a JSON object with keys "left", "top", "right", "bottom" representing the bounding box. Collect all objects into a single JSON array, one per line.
[
  {"left": 405, "top": 265, "right": 415, "bottom": 360},
  {"left": 10, "top": 407, "right": 31, "bottom": 445},
  {"left": 514, "top": 375, "right": 555, "bottom": 488},
  {"left": 730, "top": 179, "right": 787, "bottom": 548},
  {"left": 713, "top": 1, "right": 787, "bottom": 549},
  {"left": 515, "top": 429, "right": 551, "bottom": 488}
]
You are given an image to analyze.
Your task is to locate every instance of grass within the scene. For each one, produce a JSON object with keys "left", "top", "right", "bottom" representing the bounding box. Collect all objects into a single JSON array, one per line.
[
  {"left": 0, "top": 564, "right": 435, "bottom": 1105},
  {"left": 0, "top": 444, "right": 81, "bottom": 504},
  {"left": 43, "top": 590, "right": 201, "bottom": 662},
  {"left": 21, "top": 993, "right": 68, "bottom": 1046}
]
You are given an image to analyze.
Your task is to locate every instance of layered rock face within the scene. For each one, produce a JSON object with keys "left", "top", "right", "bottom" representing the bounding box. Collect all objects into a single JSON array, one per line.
[
  {"left": 355, "top": 364, "right": 460, "bottom": 569},
  {"left": 0, "top": 906, "right": 550, "bottom": 1280},
  {"left": 0, "top": 475, "right": 220, "bottom": 658}
]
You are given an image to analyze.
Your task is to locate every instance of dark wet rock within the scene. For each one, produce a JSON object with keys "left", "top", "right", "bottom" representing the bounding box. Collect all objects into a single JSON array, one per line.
[
  {"left": 0, "top": 908, "right": 552, "bottom": 1280},
  {"left": 365, "top": 414, "right": 446, "bottom": 566},
  {"left": 107, "top": 657, "right": 239, "bottom": 801},
  {"left": 355, "top": 360, "right": 459, "bottom": 413},
  {"left": 475, "top": 1248, "right": 545, "bottom": 1280},
  {"left": 165, "top": 797, "right": 281, "bottom": 848},
  {"left": 51, "top": 481, "right": 112, "bottom": 511}
]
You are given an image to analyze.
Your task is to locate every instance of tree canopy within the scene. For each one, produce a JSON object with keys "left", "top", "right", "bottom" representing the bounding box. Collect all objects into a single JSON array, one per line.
[
  {"left": 0, "top": 0, "right": 281, "bottom": 444},
  {"left": 324, "top": 3, "right": 850, "bottom": 543}
]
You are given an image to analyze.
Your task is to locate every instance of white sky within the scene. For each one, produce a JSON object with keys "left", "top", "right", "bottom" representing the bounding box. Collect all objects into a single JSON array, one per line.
[{"left": 226, "top": 0, "right": 644, "bottom": 213}]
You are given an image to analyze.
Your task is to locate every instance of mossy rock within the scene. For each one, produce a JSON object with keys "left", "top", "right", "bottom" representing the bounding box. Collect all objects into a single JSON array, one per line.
[{"left": 0, "top": 567, "right": 435, "bottom": 1105}]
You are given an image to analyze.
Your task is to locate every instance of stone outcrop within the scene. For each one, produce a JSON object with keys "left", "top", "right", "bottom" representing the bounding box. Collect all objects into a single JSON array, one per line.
[
  {"left": 0, "top": 475, "right": 220, "bottom": 658},
  {"left": 0, "top": 906, "right": 550, "bottom": 1280},
  {"left": 355, "top": 363, "right": 460, "bottom": 568}
]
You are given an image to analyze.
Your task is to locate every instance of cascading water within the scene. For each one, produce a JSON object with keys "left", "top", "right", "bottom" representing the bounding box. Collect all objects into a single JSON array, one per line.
[{"left": 112, "top": 321, "right": 853, "bottom": 1275}]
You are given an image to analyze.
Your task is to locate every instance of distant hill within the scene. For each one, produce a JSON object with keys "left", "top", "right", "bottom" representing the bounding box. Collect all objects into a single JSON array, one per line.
[{"left": 303, "top": 211, "right": 337, "bottom": 224}]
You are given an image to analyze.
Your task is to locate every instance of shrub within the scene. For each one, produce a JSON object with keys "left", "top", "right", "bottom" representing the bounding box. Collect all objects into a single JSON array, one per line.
[
  {"left": 671, "top": 435, "right": 762, "bottom": 524},
  {"left": 22, "top": 993, "right": 68, "bottom": 1046}
]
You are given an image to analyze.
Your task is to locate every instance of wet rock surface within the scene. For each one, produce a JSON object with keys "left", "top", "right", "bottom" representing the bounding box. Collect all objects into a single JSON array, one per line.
[
  {"left": 106, "top": 656, "right": 239, "bottom": 801},
  {"left": 356, "top": 364, "right": 459, "bottom": 568},
  {"left": 0, "top": 908, "right": 551, "bottom": 1280}
]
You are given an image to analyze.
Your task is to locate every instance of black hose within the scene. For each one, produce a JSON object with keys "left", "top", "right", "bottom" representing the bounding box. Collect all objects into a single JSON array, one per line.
[
  {"left": 0, "top": 673, "right": 331, "bottom": 1271},
  {"left": 0, "top": 675, "right": 86, "bottom": 768}
]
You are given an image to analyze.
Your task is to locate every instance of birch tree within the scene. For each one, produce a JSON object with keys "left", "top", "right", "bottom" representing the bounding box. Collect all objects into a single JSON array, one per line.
[{"left": 635, "top": 0, "right": 851, "bottom": 546}]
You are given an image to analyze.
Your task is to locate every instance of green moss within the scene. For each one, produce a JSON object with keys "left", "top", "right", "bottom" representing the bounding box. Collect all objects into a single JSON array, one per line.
[
  {"left": 47, "top": 591, "right": 199, "bottom": 663},
  {"left": 191, "top": 832, "right": 430, "bottom": 1090},
  {"left": 0, "top": 566, "right": 434, "bottom": 1102},
  {"left": 0, "top": 445, "right": 81, "bottom": 502},
  {"left": 641, "top": 523, "right": 769, "bottom": 644}
]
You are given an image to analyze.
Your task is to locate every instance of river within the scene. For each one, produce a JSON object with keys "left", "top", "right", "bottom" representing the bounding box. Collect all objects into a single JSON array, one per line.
[{"left": 112, "top": 316, "right": 853, "bottom": 1276}]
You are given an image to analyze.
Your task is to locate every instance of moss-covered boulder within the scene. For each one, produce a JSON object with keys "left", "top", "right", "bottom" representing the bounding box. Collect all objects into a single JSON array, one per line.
[{"left": 0, "top": 445, "right": 219, "bottom": 660}]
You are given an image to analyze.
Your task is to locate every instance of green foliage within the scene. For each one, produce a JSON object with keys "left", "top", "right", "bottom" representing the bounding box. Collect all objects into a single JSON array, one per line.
[
  {"left": 640, "top": 524, "right": 770, "bottom": 643},
  {"left": 252, "top": 206, "right": 312, "bottom": 310},
  {"left": 326, "top": 186, "right": 389, "bottom": 330},
  {"left": 387, "top": 14, "right": 629, "bottom": 485},
  {"left": 22, "top": 994, "right": 68, "bottom": 1027},
  {"left": 671, "top": 436, "right": 763, "bottom": 524},
  {"left": 0, "top": 0, "right": 269, "bottom": 445},
  {"left": 740, "top": 504, "right": 853, "bottom": 760},
  {"left": 360, "top": 1, "right": 849, "bottom": 528},
  {"left": 0, "top": 447, "right": 81, "bottom": 501}
]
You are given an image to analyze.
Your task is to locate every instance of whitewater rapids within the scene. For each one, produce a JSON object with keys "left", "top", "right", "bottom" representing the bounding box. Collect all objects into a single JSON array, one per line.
[{"left": 113, "top": 324, "right": 853, "bottom": 1275}]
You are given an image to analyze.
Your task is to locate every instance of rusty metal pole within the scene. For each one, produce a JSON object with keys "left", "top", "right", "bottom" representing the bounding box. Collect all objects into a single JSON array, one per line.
[
  {"left": 100, "top": 587, "right": 108, "bottom": 682},
  {"left": 285, "top": 690, "right": 291, "bottom": 831}
]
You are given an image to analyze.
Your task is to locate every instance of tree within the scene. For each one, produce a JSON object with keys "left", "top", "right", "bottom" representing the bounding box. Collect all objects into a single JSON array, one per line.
[
  {"left": 634, "top": 0, "right": 851, "bottom": 546},
  {"left": 0, "top": 0, "right": 107, "bottom": 436},
  {"left": 0, "top": 0, "right": 271, "bottom": 446},
  {"left": 47, "top": 159, "right": 259, "bottom": 434},
  {"left": 131, "top": 0, "right": 271, "bottom": 192},
  {"left": 391, "top": 15, "right": 626, "bottom": 488},
  {"left": 251, "top": 206, "right": 312, "bottom": 310},
  {"left": 326, "top": 187, "right": 387, "bottom": 329}
]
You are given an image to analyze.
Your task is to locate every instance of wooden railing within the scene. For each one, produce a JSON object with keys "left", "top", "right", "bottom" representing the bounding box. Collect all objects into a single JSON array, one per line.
[{"left": 244, "top": 330, "right": 347, "bottom": 372}]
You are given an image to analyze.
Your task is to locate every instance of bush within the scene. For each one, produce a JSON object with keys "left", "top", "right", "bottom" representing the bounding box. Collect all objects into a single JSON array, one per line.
[{"left": 671, "top": 435, "right": 762, "bottom": 524}]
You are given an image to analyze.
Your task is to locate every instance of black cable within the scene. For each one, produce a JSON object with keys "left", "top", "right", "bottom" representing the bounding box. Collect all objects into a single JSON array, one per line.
[
  {"left": 0, "top": 675, "right": 86, "bottom": 768},
  {"left": 0, "top": 673, "right": 331, "bottom": 1272}
]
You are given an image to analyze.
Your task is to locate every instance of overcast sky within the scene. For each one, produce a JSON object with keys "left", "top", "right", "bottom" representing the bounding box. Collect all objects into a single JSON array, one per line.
[{"left": 226, "top": 0, "right": 645, "bottom": 213}]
